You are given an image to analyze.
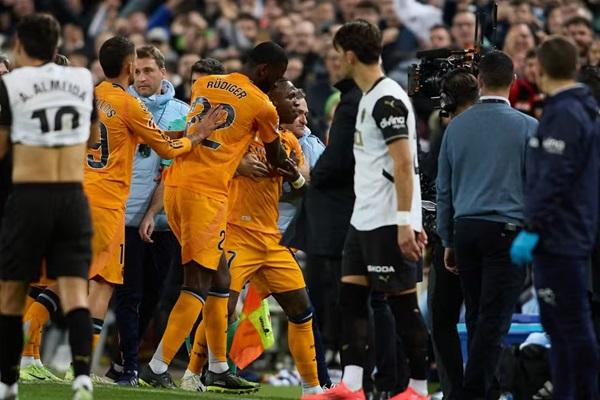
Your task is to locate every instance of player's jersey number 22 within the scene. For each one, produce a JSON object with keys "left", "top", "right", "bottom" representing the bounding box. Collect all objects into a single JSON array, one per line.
[{"left": 187, "top": 96, "right": 236, "bottom": 150}]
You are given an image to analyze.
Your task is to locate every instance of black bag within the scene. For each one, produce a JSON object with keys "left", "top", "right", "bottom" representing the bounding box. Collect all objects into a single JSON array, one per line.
[{"left": 497, "top": 344, "right": 551, "bottom": 399}]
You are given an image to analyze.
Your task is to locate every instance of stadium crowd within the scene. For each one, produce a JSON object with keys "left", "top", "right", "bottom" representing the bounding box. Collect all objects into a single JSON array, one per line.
[{"left": 0, "top": 1, "right": 600, "bottom": 400}]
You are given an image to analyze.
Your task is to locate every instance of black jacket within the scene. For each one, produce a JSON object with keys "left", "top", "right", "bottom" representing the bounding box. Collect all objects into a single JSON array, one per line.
[{"left": 282, "top": 79, "right": 361, "bottom": 256}]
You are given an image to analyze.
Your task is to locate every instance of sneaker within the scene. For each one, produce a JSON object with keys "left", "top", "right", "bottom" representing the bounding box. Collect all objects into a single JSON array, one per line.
[
  {"left": 0, "top": 383, "right": 17, "bottom": 400},
  {"left": 204, "top": 369, "right": 260, "bottom": 394},
  {"left": 390, "top": 387, "right": 430, "bottom": 400},
  {"left": 20, "top": 365, "right": 52, "bottom": 382},
  {"left": 72, "top": 386, "right": 92, "bottom": 400},
  {"left": 104, "top": 362, "right": 123, "bottom": 382},
  {"left": 116, "top": 370, "right": 138, "bottom": 387},
  {"left": 180, "top": 371, "right": 206, "bottom": 392},
  {"left": 301, "top": 382, "right": 366, "bottom": 400},
  {"left": 138, "top": 364, "right": 175, "bottom": 389}
]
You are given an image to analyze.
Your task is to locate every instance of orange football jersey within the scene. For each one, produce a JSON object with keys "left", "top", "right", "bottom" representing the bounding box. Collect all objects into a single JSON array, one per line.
[
  {"left": 164, "top": 73, "right": 279, "bottom": 201},
  {"left": 84, "top": 82, "right": 192, "bottom": 209},
  {"left": 227, "top": 129, "right": 304, "bottom": 234}
]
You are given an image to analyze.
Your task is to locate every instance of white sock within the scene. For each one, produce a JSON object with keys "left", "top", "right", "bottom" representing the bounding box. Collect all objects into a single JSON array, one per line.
[
  {"left": 20, "top": 356, "right": 35, "bottom": 368},
  {"left": 303, "top": 385, "right": 324, "bottom": 394},
  {"left": 342, "top": 365, "right": 363, "bottom": 392},
  {"left": 409, "top": 378, "right": 428, "bottom": 396},
  {"left": 34, "top": 358, "right": 43, "bottom": 368},
  {"left": 208, "top": 349, "right": 228, "bottom": 374},
  {"left": 149, "top": 357, "right": 168, "bottom": 375},
  {"left": 0, "top": 382, "right": 18, "bottom": 398},
  {"left": 72, "top": 375, "right": 92, "bottom": 392},
  {"left": 112, "top": 363, "right": 123, "bottom": 373},
  {"left": 183, "top": 369, "right": 198, "bottom": 378}
]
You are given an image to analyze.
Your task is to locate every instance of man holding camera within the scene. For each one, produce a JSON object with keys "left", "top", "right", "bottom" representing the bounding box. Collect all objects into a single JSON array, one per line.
[
  {"left": 437, "top": 51, "right": 538, "bottom": 399},
  {"left": 511, "top": 37, "right": 600, "bottom": 400}
]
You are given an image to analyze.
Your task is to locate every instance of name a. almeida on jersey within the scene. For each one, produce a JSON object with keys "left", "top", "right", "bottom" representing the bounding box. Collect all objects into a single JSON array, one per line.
[
  {"left": 17, "top": 79, "right": 88, "bottom": 103},
  {"left": 206, "top": 78, "right": 248, "bottom": 100}
]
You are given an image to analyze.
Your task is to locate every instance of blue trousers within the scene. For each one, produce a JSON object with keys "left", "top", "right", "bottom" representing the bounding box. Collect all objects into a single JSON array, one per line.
[{"left": 534, "top": 253, "right": 599, "bottom": 400}]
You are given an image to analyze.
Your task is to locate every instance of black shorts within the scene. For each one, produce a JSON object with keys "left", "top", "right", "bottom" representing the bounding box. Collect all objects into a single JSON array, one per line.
[
  {"left": 342, "top": 225, "right": 422, "bottom": 293},
  {"left": 0, "top": 183, "right": 92, "bottom": 282}
]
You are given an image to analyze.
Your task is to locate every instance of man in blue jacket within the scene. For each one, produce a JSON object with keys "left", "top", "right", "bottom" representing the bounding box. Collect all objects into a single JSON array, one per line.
[{"left": 511, "top": 37, "right": 600, "bottom": 400}]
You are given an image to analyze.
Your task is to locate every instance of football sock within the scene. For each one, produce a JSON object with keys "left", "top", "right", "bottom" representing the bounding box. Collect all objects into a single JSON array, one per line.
[
  {"left": 151, "top": 287, "right": 205, "bottom": 371},
  {"left": 92, "top": 318, "right": 104, "bottom": 351},
  {"left": 288, "top": 310, "right": 319, "bottom": 388},
  {"left": 0, "top": 315, "right": 23, "bottom": 385},
  {"left": 409, "top": 378, "right": 429, "bottom": 396},
  {"left": 66, "top": 308, "right": 93, "bottom": 377},
  {"left": 20, "top": 356, "right": 35, "bottom": 368},
  {"left": 22, "top": 290, "right": 58, "bottom": 357},
  {"left": 342, "top": 365, "right": 364, "bottom": 392},
  {"left": 188, "top": 319, "right": 208, "bottom": 375},
  {"left": 388, "top": 292, "right": 429, "bottom": 387},
  {"left": 204, "top": 289, "right": 229, "bottom": 374}
]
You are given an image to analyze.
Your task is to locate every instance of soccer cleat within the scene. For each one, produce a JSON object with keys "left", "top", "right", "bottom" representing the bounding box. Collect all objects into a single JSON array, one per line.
[
  {"left": 204, "top": 369, "right": 260, "bottom": 394},
  {"left": 19, "top": 365, "right": 56, "bottom": 382},
  {"left": 138, "top": 364, "right": 175, "bottom": 389},
  {"left": 180, "top": 371, "right": 206, "bottom": 392},
  {"left": 115, "top": 370, "right": 138, "bottom": 387},
  {"left": 65, "top": 368, "right": 113, "bottom": 385},
  {"left": 390, "top": 387, "right": 430, "bottom": 400},
  {"left": 72, "top": 386, "right": 93, "bottom": 400},
  {"left": 104, "top": 362, "right": 123, "bottom": 382},
  {"left": 301, "top": 382, "right": 366, "bottom": 400}
]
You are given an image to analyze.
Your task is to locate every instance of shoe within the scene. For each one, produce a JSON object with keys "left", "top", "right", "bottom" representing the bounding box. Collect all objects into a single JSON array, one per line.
[
  {"left": 20, "top": 365, "right": 62, "bottom": 382},
  {"left": 105, "top": 362, "right": 123, "bottom": 382},
  {"left": 204, "top": 369, "right": 260, "bottom": 394},
  {"left": 180, "top": 371, "right": 206, "bottom": 392},
  {"left": 390, "top": 387, "right": 430, "bottom": 400},
  {"left": 302, "top": 382, "right": 366, "bottom": 399},
  {"left": 0, "top": 383, "right": 17, "bottom": 400},
  {"left": 116, "top": 370, "right": 138, "bottom": 387},
  {"left": 72, "top": 386, "right": 92, "bottom": 400},
  {"left": 138, "top": 364, "right": 175, "bottom": 389}
]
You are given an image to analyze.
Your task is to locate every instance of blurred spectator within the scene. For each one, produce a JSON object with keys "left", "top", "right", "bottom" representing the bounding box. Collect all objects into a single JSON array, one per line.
[
  {"left": 544, "top": 6, "right": 564, "bottom": 36},
  {"left": 589, "top": 39, "right": 600, "bottom": 66},
  {"left": 353, "top": 1, "right": 381, "bottom": 27},
  {"left": 312, "top": 1, "right": 336, "bottom": 33},
  {"left": 190, "top": 58, "right": 226, "bottom": 85},
  {"left": 565, "top": 16, "right": 596, "bottom": 65},
  {"left": 380, "top": 0, "right": 419, "bottom": 73},
  {"left": 90, "top": 58, "right": 105, "bottom": 85},
  {"left": 503, "top": 23, "right": 537, "bottom": 77},
  {"left": 451, "top": 11, "right": 477, "bottom": 50},
  {"left": 173, "top": 53, "right": 200, "bottom": 103},
  {"left": 337, "top": 0, "right": 359, "bottom": 23},
  {"left": 509, "top": 49, "right": 544, "bottom": 119},
  {"left": 284, "top": 54, "right": 305, "bottom": 85},
  {"left": 392, "top": 0, "right": 443, "bottom": 46},
  {"left": 61, "top": 23, "right": 85, "bottom": 55},
  {"left": 429, "top": 24, "right": 453, "bottom": 49}
]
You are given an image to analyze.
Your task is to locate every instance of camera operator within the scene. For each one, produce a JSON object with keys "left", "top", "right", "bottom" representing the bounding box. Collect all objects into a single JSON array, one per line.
[
  {"left": 436, "top": 51, "right": 538, "bottom": 400},
  {"left": 511, "top": 37, "right": 600, "bottom": 400},
  {"left": 422, "top": 69, "right": 479, "bottom": 400}
]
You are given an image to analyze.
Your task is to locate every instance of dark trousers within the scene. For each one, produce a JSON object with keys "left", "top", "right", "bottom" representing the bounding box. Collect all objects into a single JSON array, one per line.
[
  {"left": 454, "top": 219, "right": 524, "bottom": 400},
  {"left": 115, "top": 227, "right": 179, "bottom": 371},
  {"left": 534, "top": 253, "right": 599, "bottom": 400},
  {"left": 428, "top": 238, "right": 464, "bottom": 400},
  {"left": 305, "top": 254, "right": 342, "bottom": 356}
]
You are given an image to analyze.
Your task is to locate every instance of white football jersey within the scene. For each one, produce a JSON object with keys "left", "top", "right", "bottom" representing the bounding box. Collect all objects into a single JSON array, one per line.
[
  {"left": 0, "top": 63, "right": 94, "bottom": 146},
  {"left": 351, "top": 77, "right": 422, "bottom": 232}
]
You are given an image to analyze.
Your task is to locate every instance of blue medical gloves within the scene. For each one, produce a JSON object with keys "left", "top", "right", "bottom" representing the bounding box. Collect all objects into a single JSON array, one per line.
[{"left": 510, "top": 230, "right": 540, "bottom": 266}]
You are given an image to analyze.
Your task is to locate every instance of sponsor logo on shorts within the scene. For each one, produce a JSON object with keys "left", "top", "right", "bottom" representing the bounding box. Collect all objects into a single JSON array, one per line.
[{"left": 367, "top": 265, "right": 396, "bottom": 273}]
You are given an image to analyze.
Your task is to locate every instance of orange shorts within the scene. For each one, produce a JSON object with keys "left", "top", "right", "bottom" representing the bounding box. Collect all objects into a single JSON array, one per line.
[
  {"left": 89, "top": 205, "right": 125, "bottom": 285},
  {"left": 164, "top": 186, "right": 227, "bottom": 270},
  {"left": 225, "top": 224, "right": 306, "bottom": 294}
]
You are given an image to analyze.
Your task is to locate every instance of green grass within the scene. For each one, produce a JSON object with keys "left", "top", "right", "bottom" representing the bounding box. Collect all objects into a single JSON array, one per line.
[{"left": 19, "top": 382, "right": 302, "bottom": 400}]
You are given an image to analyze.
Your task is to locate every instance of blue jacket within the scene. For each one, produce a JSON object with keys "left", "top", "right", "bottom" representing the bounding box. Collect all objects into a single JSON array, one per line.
[
  {"left": 125, "top": 80, "right": 189, "bottom": 230},
  {"left": 436, "top": 99, "right": 537, "bottom": 247},
  {"left": 298, "top": 127, "right": 325, "bottom": 169},
  {"left": 525, "top": 85, "right": 600, "bottom": 257}
]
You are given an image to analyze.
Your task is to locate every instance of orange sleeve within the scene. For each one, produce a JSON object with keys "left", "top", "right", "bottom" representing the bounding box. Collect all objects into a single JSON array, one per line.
[
  {"left": 126, "top": 97, "right": 192, "bottom": 158},
  {"left": 287, "top": 133, "right": 305, "bottom": 168},
  {"left": 255, "top": 102, "right": 279, "bottom": 144}
]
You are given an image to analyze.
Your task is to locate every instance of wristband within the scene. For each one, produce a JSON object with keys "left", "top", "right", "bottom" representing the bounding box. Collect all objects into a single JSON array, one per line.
[
  {"left": 291, "top": 174, "right": 306, "bottom": 189},
  {"left": 396, "top": 211, "right": 411, "bottom": 226}
]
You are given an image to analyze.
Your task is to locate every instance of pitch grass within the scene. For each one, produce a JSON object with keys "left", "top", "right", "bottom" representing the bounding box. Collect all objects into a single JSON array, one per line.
[{"left": 20, "top": 382, "right": 302, "bottom": 400}]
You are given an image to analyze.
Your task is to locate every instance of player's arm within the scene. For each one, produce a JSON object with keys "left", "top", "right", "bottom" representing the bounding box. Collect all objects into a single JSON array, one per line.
[
  {"left": 87, "top": 95, "right": 100, "bottom": 148},
  {"left": 373, "top": 95, "right": 421, "bottom": 261},
  {"left": 0, "top": 79, "right": 11, "bottom": 160},
  {"left": 139, "top": 180, "right": 164, "bottom": 243}
]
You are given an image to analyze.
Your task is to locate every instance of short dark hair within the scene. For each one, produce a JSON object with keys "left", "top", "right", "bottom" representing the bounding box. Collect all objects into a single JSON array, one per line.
[
  {"left": 510, "top": 0, "right": 531, "bottom": 8},
  {"left": 191, "top": 58, "right": 226, "bottom": 77},
  {"left": 238, "top": 12, "right": 258, "bottom": 24},
  {"left": 578, "top": 65, "right": 600, "bottom": 103},
  {"left": 442, "top": 69, "right": 480, "bottom": 109},
  {"left": 430, "top": 23, "right": 451, "bottom": 33},
  {"left": 537, "top": 36, "right": 578, "bottom": 80},
  {"left": 565, "top": 16, "right": 593, "bottom": 31},
  {"left": 355, "top": 0, "right": 380, "bottom": 14},
  {"left": 16, "top": 13, "right": 60, "bottom": 62},
  {"left": 54, "top": 53, "right": 70, "bottom": 66},
  {"left": 136, "top": 45, "right": 166, "bottom": 69},
  {"left": 525, "top": 48, "right": 537, "bottom": 59},
  {"left": 99, "top": 36, "right": 135, "bottom": 78},
  {"left": 246, "top": 41, "right": 288, "bottom": 68},
  {"left": 478, "top": 51, "right": 514, "bottom": 89},
  {"left": 333, "top": 20, "right": 382, "bottom": 64}
]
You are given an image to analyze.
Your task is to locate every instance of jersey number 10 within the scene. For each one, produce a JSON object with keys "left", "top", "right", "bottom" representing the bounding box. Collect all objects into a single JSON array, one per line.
[{"left": 31, "top": 106, "right": 80, "bottom": 133}]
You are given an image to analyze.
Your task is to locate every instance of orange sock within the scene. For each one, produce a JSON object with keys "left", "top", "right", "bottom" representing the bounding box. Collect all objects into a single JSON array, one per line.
[
  {"left": 22, "top": 301, "right": 50, "bottom": 356},
  {"left": 24, "top": 296, "right": 35, "bottom": 314},
  {"left": 188, "top": 319, "right": 208, "bottom": 375},
  {"left": 288, "top": 318, "right": 319, "bottom": 387},
  {"left": 204, "top": 292, "right": 229, "bottom": 371},
  {"left": 153, "top": 289, "right": 205, "bottom": 365}
]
